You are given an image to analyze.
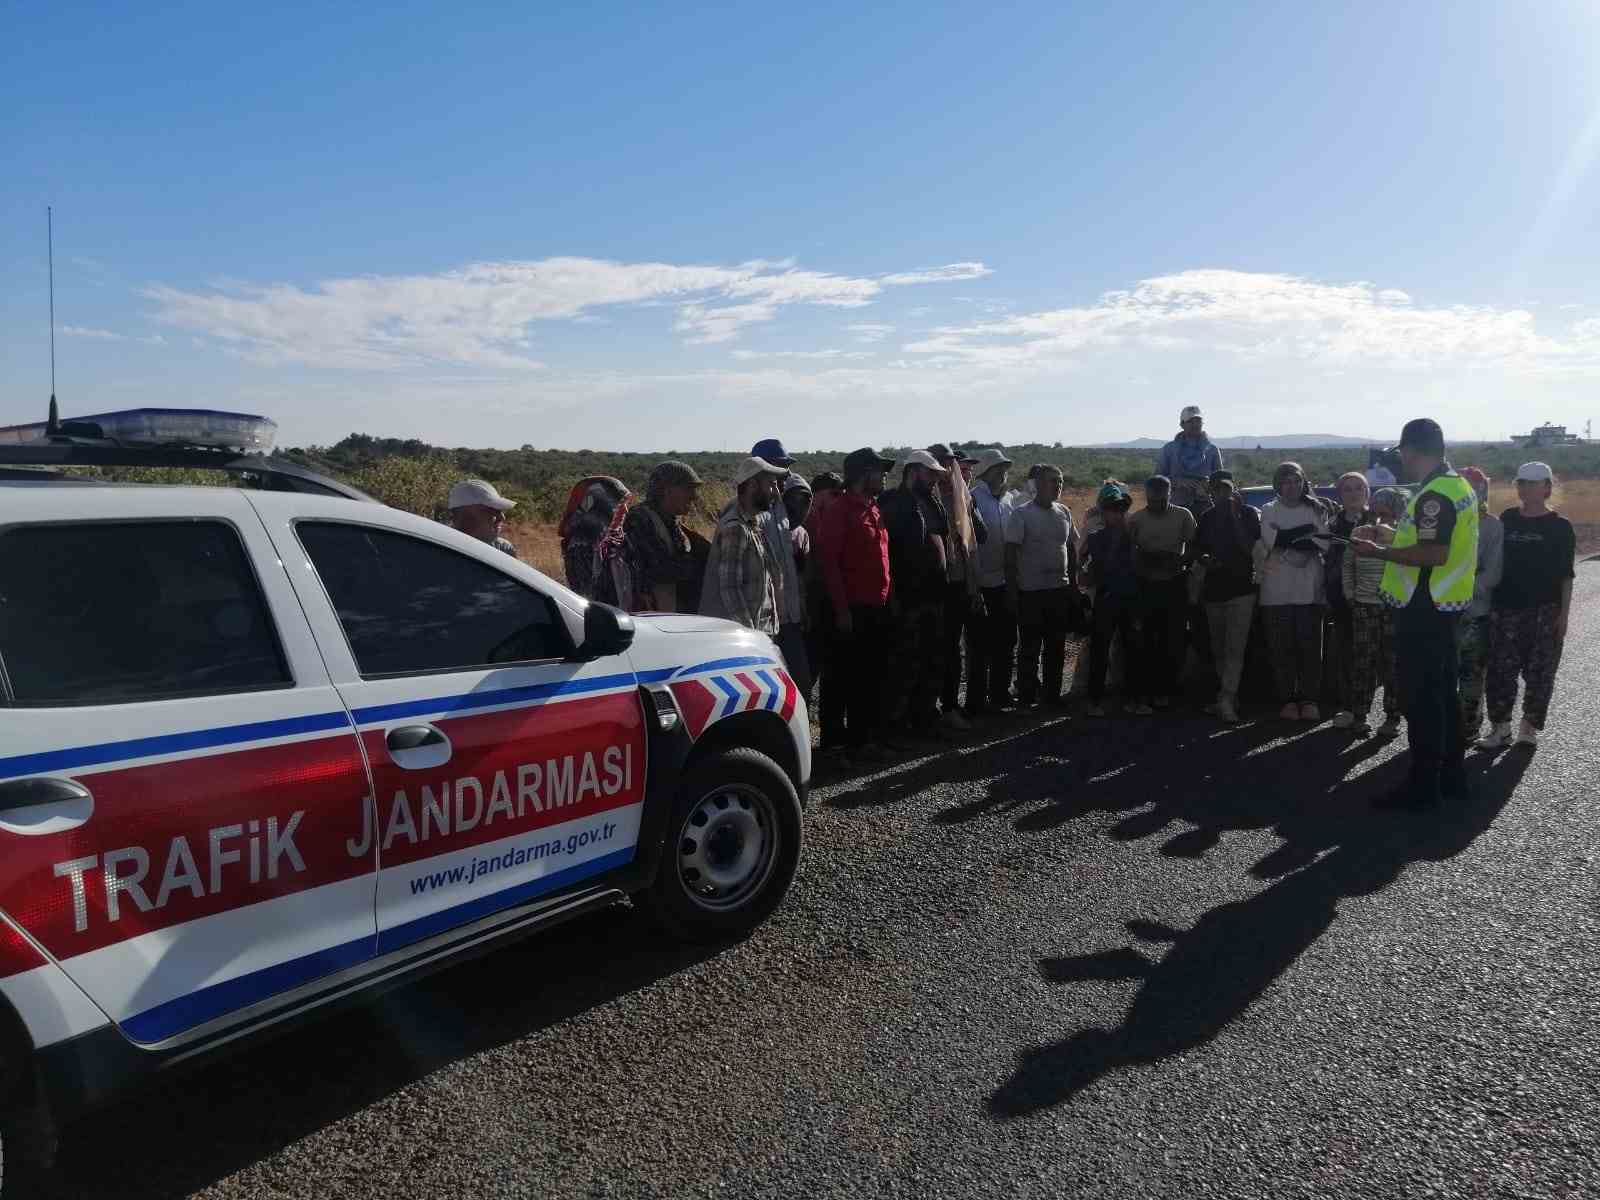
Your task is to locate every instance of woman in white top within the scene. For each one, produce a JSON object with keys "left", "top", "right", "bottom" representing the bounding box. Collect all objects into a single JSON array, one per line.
[{"left": 1256, "top": 461, "right": 1330, "bottom": 721}]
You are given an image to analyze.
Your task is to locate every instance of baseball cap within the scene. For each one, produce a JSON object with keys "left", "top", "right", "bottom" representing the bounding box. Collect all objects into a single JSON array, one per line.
[
  {"left": 1398, "top": 418, "right": 1445, "bottom": 453},
  {"left": 901, "top": 449, "right": 948, "bottom": 474},
  {"left": 750, "top": 438, "right": 795, "bottom": 467},
  {"left": 1208, "top": 469, "right": 1234, "bottom": 485},
  {"left": 810, "top": 470, "right": 845, "bottom": 494},
  {"left": 842, "top": 447, "right": 896, "bottom": 478},
  {"left": 1098, "top": 481, "right": 1131, "bottom": 506},
  {"left": 1180, "top": 405, "right": 1203, "bottom": 422},
  {"left": 970, "top": 447, "right": 1012, "bottom": 477},
  {"left": 926, "top": 443, "right": 955, "bottom": 462},
  {"left": 781, "top": 470, "right": 811, "bottom": 495},
  {"left": 448, "top": 479, "right": 516, "bottom": 511},
  {"left": 954, "top": 445, "right": 980, "bottom": 465},
  {"left": 1458, "top": 466, "right": 1489, "bottom": 501},
  {"left": 1516, "top": 461, "right": 1554, "bottom": 482},
  {"left": 733, "top": 456, "right": 788, "bottom": 487}
]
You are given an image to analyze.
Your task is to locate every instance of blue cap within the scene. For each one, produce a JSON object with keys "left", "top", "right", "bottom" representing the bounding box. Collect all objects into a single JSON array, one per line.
[{"left": 751, "top": 438, "right": 795, "bottom": 466}]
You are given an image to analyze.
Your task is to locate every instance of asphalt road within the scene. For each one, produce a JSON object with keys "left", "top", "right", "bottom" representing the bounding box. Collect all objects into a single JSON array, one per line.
[{"left": 32, "top": 565, "right": 1600, "bottom": 1199}]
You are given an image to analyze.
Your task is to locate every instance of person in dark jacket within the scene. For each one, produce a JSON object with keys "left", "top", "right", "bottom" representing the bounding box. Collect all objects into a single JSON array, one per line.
[
  {"left": 1082, "top": 481, "right": 1142, "bottom": 716},
  {"left": 623, "top": 460, "right": 705, "bottom": 613},
  {"left": 1194, "top": 470, "right": 1261, "bottom": 723},
  {"left": 879, "top": 449, "right": 953, "bottom": 738}
]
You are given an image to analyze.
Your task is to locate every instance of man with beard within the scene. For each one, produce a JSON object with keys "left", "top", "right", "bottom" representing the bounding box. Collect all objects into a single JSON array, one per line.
[
  {"left": 819, "top": 448, "right": 897, "bottom": 760},
  {"left": 699, "top": 456, "right": 789, "bottom": 634},
  {"left": 879, "top": 448, "right": 954, "bottom": 741}
]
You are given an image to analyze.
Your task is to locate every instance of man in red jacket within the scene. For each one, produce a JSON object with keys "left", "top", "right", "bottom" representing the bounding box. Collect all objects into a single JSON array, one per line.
[{"left": 819, "top": 447, "right": 896, "bottom": 760}]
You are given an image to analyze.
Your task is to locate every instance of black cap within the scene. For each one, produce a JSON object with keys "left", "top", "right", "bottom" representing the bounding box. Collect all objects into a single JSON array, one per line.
[
  {"left": 842, "top": 447, "right": 896, "bottom": 478},
  {"left": 810, "top": 470, "right": 844, "bottom": 494},
  {"left": 953, "top": 444, "right": 979, "bottom": 465},
  {"left": 1208, "top": 469, "right": 1234, "bottom": 485},
  {"left": 925, "top": 443, "right": 955, "bottom": 463},
  {"left": 1398, "top": 418, "right": 1444, "bottom": 454}
]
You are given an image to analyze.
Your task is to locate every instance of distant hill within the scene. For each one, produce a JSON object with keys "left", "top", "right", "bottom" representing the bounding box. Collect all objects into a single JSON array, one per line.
[{"left": 1084, "top": 434, "right": 1381, "bottom": 450}]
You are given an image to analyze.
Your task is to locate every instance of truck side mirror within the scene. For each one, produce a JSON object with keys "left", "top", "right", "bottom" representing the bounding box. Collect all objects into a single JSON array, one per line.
[{"left": 578, "top": 602, "right": 636, "bottom": 659}]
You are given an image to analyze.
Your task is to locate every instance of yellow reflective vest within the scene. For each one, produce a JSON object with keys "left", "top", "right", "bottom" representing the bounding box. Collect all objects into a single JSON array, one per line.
[{"left": 1379, "top": 470, "right": 1478, "bottom": 612}]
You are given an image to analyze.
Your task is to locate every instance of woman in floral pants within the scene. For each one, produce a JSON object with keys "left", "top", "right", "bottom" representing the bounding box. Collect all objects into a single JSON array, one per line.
[
  {"left": 1478, "top": 463, "right": 1576, "bottom": 750},
  {"left": 1339, "top": 489, "right": 1403, "bottom": 736}
]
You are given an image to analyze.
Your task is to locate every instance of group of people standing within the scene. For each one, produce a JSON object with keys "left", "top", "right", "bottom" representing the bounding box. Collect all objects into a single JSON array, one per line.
[{"left": 446, "top": 411, "right": 1578, "bottom": 811}]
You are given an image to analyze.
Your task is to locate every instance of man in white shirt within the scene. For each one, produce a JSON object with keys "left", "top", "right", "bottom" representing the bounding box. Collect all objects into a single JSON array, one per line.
[
  {"left": 1005, "top": 464, "right": 1080, "bottom": 707},
  {"left": 968, "top": 447, "right": 1015, "bottom": 711}
]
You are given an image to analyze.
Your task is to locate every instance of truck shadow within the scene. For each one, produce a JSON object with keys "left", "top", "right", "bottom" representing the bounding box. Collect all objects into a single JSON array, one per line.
[
  {"left": 31, "top": 906, "right": 721, "bottom": 1199},
  {"left": 986, "top": 747, "right": 1533, "bottom": 1119}
]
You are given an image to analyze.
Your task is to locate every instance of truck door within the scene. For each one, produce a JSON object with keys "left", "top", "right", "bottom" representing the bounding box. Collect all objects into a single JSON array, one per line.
[
  {"left": 0, "top": 490, "right": 379, "bottom": 1045},
  {"left": 262, "top": 505, "right": 648, "bottom": 956}
]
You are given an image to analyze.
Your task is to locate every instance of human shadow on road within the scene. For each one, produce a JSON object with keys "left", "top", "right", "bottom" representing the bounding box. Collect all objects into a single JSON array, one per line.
[
  {"left": 987, "top": 747, "right": 1533, "bottom": 1119},
  {"left": 31, "top": 906, "right": 724, "bottom": 1199}
]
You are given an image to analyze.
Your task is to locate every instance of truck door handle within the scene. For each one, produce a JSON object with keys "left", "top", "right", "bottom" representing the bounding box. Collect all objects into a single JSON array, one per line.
[
  {"left": 385, "top": 725, "right": 452, "bottom": 771},
  {"left": 386, "top": 726, "right": 446, "bottom": 752},
  {"left": 0, "top": 777, "right": 92, "bottom": 812}
]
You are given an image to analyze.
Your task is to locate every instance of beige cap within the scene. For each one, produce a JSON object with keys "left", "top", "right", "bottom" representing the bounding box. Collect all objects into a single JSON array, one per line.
[
  {"left": 900, "top": 449, "right": 948, "bottom": 474},
  {"left": 447, "top": 479, "right": 516, "bottom": 511},
  {"left": 733, "top": 456, "right": 788, "bottom": 487}
]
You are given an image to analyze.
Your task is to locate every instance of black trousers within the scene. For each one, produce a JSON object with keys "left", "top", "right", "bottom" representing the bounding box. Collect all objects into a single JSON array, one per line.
[
  {"left": 1017, "top": 588, "right": 1074, "bottom": 702},
  {"left": 811, "top": 617, "right": 846, "bottom": 749},
  {"left": 940, "top": 580, "right": 980, "bottom": 710},
  {"left": 1140, "top": 577, "right": 1188, "bottom": 699},
  {"left": 1393, "top": 606, "right": 1464, "bottom": 799},
  {"left": 829, "top": 604, "right": 893, "bottom": 748},
  {"left": 971, "top": 584, "right": 1017, "bottom": 709},
  {"left": 1089, "top": 592, "right": 1142, "bottom": 703}
]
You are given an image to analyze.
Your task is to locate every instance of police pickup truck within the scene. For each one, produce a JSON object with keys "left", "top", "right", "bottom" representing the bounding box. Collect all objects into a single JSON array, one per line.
[{"left": 0, "top": 407, "right": 809, "bottom": 1192}]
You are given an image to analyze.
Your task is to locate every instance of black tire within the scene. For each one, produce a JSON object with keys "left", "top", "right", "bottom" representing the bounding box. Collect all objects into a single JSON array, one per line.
[{"left": 643, "top": 747, "right": 802, "bottom": 943}]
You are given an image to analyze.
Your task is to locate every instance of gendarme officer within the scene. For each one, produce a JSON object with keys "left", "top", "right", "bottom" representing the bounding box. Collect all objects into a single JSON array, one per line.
[{"left": 1351, "top": 418, "right": 1479, "bottom": 809}]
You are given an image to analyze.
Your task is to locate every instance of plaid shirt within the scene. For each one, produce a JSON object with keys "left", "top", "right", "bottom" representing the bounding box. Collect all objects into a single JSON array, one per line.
[{"left": 700, "top": 502, "right": 780, "bottom": 633}]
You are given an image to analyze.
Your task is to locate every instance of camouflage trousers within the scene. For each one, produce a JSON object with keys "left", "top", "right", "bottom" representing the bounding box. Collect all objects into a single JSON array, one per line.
[
  {"left": 1347, "top": 602, "right": 1398, "bottom": 720},
  {"left": 1486, "top": 604, "right": 1564, "bottom": 731},
  {"left": 1455, "top": 614, "right": 1491, "bottom": 738}
]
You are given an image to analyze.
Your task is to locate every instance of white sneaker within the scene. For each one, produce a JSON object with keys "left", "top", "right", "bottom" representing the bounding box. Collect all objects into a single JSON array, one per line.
[
  {"left": 1516, "top": 719, "right": 1540, "bottom": 747},
  {"left": 1332, "top": 710, "right": 1354, "bottom": 729},
  {"left": 1476, "top": 722, "right": 1514, "bottom": 751},
  {"left": 1279, "top": 702, "right": 1301, "bottom": 720},
  {"left": 942, "top": 709, "right": 973, "bottom": 732}
]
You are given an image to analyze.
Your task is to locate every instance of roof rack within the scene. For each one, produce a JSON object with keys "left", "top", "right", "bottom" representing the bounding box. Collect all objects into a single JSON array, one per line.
[{"left": 0, "top": 404, "right": 375, "bottom": 502}]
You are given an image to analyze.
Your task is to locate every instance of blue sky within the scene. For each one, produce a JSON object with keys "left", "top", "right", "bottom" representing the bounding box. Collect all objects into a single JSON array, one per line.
[{"left": 5, "top": 0, "right": 1600, "bottom": 450}]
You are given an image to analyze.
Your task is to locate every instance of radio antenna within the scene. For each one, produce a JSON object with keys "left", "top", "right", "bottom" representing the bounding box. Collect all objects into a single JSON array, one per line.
[{"left": 47, "top": 205, "right": 59, "bottom": 434}]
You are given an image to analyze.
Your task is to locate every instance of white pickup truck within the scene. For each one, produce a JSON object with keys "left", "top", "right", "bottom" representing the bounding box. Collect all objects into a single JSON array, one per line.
[{"left": 0, "top": 408, "right": 809, "bottom": 1193}]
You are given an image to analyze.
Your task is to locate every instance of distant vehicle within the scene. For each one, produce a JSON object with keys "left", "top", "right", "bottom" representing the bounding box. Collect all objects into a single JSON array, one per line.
[
  {"left": 1510, "top": 422, "right": 1585, "bottom": 448},
  {"left": 0, "top": 406, "right": 809, "bottom": 1195}
]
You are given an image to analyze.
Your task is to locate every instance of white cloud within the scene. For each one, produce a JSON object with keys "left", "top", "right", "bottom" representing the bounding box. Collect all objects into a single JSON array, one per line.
[
  {"left": 61, "top": 324, "right": 165, "bottom": 345},
  {"left": 880, "top": 262, "right": 994, "bottom": 286},
  {"left": 730, "top": 348, "right": 874, "bottom": 360},
  {"left": 905, "top": 269, "right": 1600, "bottom": 372},
  {"left": 146, "top": 254, "right": 988, "bottom": 363},
  {"left": 846, "top": 322, "right": 895, "bottom": 343}
]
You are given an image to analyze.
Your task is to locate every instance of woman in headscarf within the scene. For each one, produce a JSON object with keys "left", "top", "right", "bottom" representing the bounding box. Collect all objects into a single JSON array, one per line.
[
  {"left": 558, "top": 476, "right": 633, "bottom": 605},
  {"left": 1256, "top": 460, "right": 1330, "bottom": 721}
]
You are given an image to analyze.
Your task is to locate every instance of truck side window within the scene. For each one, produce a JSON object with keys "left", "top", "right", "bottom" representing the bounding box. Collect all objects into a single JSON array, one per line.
[
  {"left": 297, "top": 522, "right": 573, "bottom": 677},
  {"left": 0, "top": 521, "right": 291, "bottom": 706}
]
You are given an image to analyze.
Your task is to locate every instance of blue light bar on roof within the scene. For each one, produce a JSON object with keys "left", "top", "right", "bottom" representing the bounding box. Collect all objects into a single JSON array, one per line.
[{"left": 0, "top": 408, "right": 278, "bottom": 452}]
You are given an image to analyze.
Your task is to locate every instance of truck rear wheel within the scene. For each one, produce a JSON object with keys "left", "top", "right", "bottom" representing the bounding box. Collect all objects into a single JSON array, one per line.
[{"left": 644, "top": 747, "right": 801, "bottom": 943}]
